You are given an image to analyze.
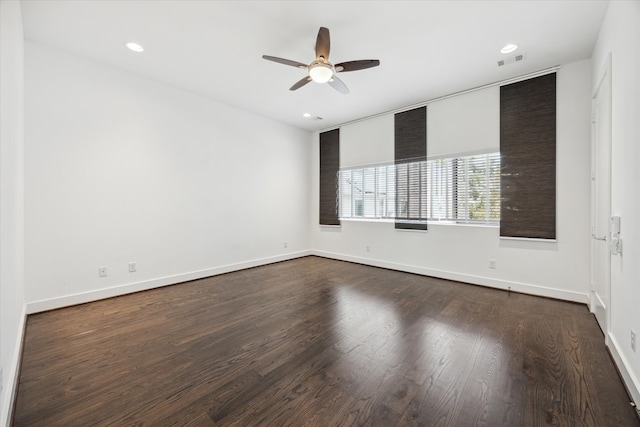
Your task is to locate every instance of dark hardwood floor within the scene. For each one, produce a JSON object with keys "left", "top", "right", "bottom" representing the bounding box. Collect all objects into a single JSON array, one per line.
[{"left": 12, "top": 256, "right": 639, "bottom": 426}]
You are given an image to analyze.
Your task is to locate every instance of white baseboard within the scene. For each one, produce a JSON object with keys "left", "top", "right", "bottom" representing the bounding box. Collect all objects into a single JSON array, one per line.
[
  {"left": 608, "top": 332, "right": 640, "bottom": 407},
  {"left": 26, "top": 250, "right": 312, "bottom": 314},
  {"left": 311, "top": 250, "right": 589, "bottom": 304},
  {"left": 591, "top": 291, "right": 606, "bottom": 312},
  {"left": 1, "top": 304, "right": 26, "bottom": 427}
]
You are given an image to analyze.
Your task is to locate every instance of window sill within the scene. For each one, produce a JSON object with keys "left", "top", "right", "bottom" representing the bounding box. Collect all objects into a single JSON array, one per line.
[
  {"left": 340, "top": 217, "right": 395, "bottom": 223},
  {"left": 339, "top": 217, "right": 499, "bottom": 229}
]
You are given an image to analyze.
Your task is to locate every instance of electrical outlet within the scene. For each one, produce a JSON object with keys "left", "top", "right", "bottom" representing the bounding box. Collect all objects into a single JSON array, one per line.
[
  {"left": 366, "top": 245, "right": 370, "bottom": 252},
  {"left": 98, "top": 267, "right": 107, "bottom": 277},
  {"left": 283, "top": 242, "right": 288, "bottom": 248},
  {"left": 128, "top": 262, "right": 137, "bottom": 273},
  {"left": 489, "top": 259, "right": 497, "bottom": 269},
  {"left": 631, "top": 330, "right": 636, "bottom": 352}
]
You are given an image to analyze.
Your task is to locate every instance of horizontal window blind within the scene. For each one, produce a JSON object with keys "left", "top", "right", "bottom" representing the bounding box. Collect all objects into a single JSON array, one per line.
[
  {"left": 339, "top": 165, "right": 396, "bottom": 219},
  {"left": 339, "top": 152, "right": 500, "bottom": 225},
  {"left": 455, "top": 153, "right": 501, "bottom": 223},
  {"left": 429, "top": 153, "right": 500, "bottom": 223},
  {"left": 395, "top": 160, "right": 428, "bottom": 224}
]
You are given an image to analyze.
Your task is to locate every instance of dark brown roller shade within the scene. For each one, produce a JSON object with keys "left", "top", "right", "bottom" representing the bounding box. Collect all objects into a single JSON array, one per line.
[
  {"left": 395, "top": 106, "right": 427, "bottom": 231},
  {"left": 319, "top": 129, "right": 340, "bottom": 226},
  {"left": 500, "top": 73, "right": 556, "bottom": 239},
  {"left": 395, "top": 106, "right": 427, "bottom": 164}
]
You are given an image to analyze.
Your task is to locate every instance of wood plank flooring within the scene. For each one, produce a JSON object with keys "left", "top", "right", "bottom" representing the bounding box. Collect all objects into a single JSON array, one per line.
[{"left": 12, "top": 256, "right": 639, "bottom": 426}]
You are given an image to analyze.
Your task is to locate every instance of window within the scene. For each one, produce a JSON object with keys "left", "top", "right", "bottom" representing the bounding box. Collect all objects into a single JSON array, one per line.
[
  {"left": 339, "top": 152, "right": 500, "bottom": 225},
  {"left": 339, "top": 163, "right": 397, "bottom": 219}
]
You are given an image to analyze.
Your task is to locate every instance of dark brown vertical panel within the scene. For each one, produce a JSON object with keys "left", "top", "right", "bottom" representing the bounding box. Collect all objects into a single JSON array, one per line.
[
  {"left": 500, "top": 73, "right": 556, "bottom": 239},
  {"left": 395, "top": 106, "right": 427, "bottom": 230},
  {"left": 395, "top": 106, "right": 427, "bottom": 164},
  {"left": 319, "top": 129, "right": 340, "bottom": 226}
]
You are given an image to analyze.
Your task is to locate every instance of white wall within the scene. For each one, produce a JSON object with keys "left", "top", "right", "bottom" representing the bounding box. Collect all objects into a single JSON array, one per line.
[
  {"left": 0, "top": 1, "right": 26, "bottom": 424},
  {"left": 311, "top": 59, "right": 592, "bottom": 304},
  {"left": 591, "top": 0, "right": 640, "bottom": 405},
  {"left": 24, "top": 41, "right": 313, "bottom": 312}
]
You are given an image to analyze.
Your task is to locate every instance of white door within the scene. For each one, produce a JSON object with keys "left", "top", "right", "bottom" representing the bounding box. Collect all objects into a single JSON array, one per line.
[{"left": 591, "top": 55, "right": 612, "bottom": 340}]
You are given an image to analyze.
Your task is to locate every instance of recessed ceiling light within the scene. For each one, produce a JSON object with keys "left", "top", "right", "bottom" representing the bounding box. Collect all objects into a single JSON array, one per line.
[
  {"left": 303, "top": 113, "right": 312, "bottom": 118},
  {"left": 500, "top": 43, "right": 518, "bottom": 54},
  {"left": 125, "top": 41, "right": 144, "bottom": 53}
]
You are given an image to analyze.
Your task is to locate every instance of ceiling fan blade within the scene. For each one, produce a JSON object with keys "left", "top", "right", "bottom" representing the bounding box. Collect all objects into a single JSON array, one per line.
[
  {"left": 262, "top": 55, "right": 307, "bottom": 69},
  {"left": 335, "top": 59, "right": 380, "bottom": 73},
  {"left": 290, "top": 76, "right": 312, "bottom": 91},
  {"left": 328, "top": 75, "right": 349, "bottom": 95},
  {"left": 315, "top": 27, "right": 330, "bottom": 60}
]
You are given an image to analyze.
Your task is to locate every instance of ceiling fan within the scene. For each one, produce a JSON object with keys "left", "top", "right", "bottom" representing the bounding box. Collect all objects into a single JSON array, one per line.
[{"left": 262, "top": 27, "right": 380, "bottom": 94}]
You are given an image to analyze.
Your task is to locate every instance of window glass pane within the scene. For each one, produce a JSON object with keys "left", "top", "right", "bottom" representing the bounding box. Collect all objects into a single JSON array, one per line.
[
  {"left": 488, "top": 153, "right": 501, "bottom": 221},
  {"left": 385, "top": 165, "right": 396, "bottom": 218},
  {"left": 339, "top": 170, "right": 352, "bottom": 218},
  {"left": 468, "top": 155, "right": 487, "bottom": 221},
  {"left": 395, "top": 163, "right": 408, "bottom": 219},
  {"left": 420, "top": 162, "right": 428, "bottom": 220},
  {"left": 429, "top": 159, "right": 452, "bottom": 221},
  {"left": 363, "top": 167, "right": 376, "bottom": 217},
  {"left": 407, "top": 162, "right": 422, "bottom": 219},
  {"left": 352, "top": 169, "right": 364, "bottom": 217},
  {"left": 376, "top": 166, "right": 388, "bottom": 218}
]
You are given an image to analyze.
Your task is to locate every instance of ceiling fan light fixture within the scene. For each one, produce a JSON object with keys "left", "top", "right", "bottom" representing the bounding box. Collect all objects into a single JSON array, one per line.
[{"left": 309, "top": 62, "right": 333, "bottom": 83}]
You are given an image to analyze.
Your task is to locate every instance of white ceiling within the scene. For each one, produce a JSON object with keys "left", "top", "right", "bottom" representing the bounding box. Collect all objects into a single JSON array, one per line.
[{"left": 20, "top": 0, "right": 608, "bottom": 132}]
